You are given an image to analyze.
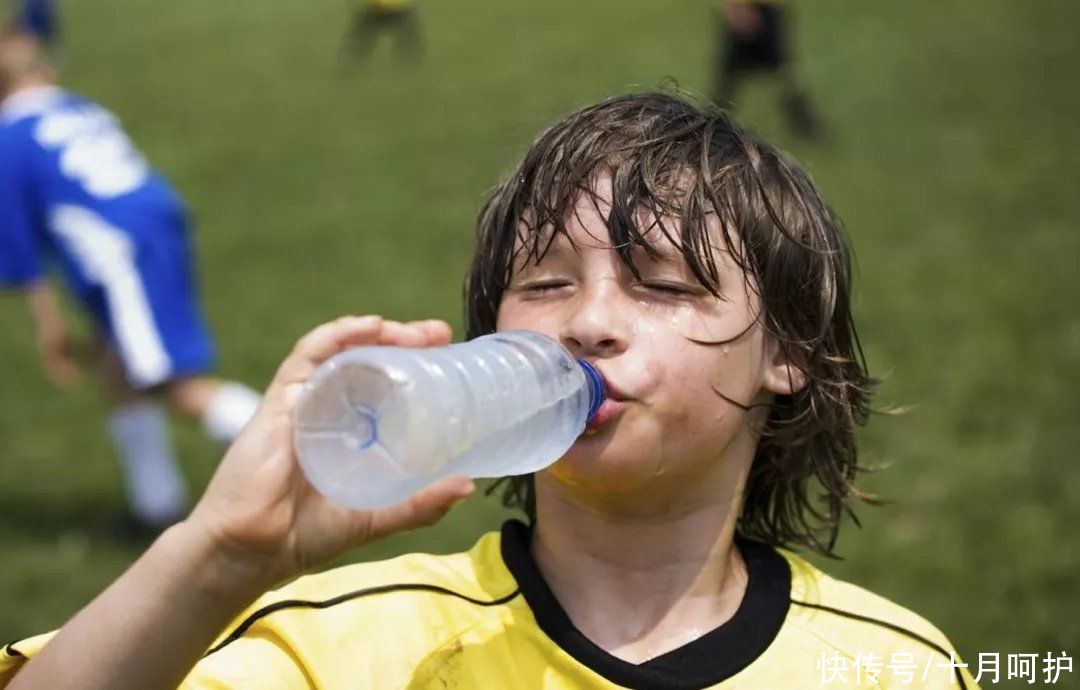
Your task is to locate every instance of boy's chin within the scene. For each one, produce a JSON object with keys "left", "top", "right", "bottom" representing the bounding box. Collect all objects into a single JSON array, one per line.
[{"left": 544, "top": 442, "right": 670, "bottom": 490}]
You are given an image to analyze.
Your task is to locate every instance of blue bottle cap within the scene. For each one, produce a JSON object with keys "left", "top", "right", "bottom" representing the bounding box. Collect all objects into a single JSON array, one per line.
[{"left": 577, "top": 359, "right": 606, "bottom": 422}]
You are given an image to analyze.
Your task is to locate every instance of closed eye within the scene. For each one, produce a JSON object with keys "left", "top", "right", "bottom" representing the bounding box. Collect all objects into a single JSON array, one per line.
[
  {"left": 640, "top": 282, "right": 699, "bottom": 297},
  {"left": 519, "top": 281, "right": 572, "bottom": 294}
]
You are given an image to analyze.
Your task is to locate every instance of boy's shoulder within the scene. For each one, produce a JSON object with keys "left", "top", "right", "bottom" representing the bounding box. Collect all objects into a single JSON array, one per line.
[
  {"left": 265, "top": 528, "right": 512, "bottom": 607},
  {"left": 777, "top": 547, "right": 968, "bottom": 665},
  {"left": 176, "top": 530, "right": 520, "bottom": 687},
  {"left": 207, "top": 528, "right": 516, "bottom": 650},
  {"left": 0, "top": 532, "right": 516, "bottom": 689},
  {"left": 276, "top": 533, "right": 967, "bottom": 663}
]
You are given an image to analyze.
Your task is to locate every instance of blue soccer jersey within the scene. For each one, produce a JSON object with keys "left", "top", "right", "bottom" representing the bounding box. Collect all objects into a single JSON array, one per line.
[{"left": 0, "top": 86, "right": 215, "bottom": 388}]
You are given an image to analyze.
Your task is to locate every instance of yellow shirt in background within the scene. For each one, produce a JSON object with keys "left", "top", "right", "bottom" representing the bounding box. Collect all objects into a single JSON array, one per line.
[{"left": 364, "top": 0, "right": 412, "bottom": 11}]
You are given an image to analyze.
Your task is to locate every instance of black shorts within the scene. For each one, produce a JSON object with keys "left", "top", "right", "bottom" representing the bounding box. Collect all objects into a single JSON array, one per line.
[
  {"left": 361, "top": 4, "right": 414, "bottom": 23},
  {"left": 722, "top": 3, "right": 789, "bottom": 73}
]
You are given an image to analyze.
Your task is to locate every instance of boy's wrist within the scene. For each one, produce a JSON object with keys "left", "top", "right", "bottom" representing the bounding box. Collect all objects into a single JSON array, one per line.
[{"left": 163, "top": 519, "right": 281, "bottom": 605}]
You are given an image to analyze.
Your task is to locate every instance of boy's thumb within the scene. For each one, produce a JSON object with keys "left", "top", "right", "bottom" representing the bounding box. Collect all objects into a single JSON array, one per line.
[{"left": 364, "top": 476, "right": 475, "bottom": 542}]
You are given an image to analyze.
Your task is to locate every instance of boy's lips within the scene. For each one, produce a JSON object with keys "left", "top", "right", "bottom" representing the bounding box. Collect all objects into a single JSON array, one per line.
[
  {"left": 591, "top": 366, "right": 631, "bottom": 402},
  {"left": 586, "top": 398, "right": 627, "bottom": 430},
  {"left": 584, "top": 366, "right": 631, "bottom": 431}
]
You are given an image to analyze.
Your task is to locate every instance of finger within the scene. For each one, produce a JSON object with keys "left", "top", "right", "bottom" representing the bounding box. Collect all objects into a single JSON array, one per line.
[
  {"left": 375, "top": 320, "right": 439, "bottom": 348},
  {"left": 363, "top": 476, "right": 475, "bottom": 542},
  {"left": 406, "top": 319, "right": 453, "bottom": 347},
  {"left": 272, "top": 315, "right": 384, "bottom": 388}
]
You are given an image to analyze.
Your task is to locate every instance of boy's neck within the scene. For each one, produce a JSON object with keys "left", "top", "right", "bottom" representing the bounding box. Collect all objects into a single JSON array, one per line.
[{"left": 530, "top": 463, "right": 751, "bottom": 664}]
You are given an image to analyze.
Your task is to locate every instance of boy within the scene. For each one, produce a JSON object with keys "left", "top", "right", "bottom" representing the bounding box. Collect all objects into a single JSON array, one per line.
[
  {"left": 0, "top": 30, "right": 261, "bottom": 533},
  {"left": 1, "top": 92, "right": 978, "bottom": 688}
]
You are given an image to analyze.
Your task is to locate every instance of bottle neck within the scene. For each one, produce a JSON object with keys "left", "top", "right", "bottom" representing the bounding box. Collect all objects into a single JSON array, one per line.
[{"left": 577, "top": 360, "right": 605, "bottom": 422}]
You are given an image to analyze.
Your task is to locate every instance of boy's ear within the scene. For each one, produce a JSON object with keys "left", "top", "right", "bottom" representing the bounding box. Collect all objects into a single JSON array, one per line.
[{"left": 761, "top": 335, "right": 808, "bottom": 396}]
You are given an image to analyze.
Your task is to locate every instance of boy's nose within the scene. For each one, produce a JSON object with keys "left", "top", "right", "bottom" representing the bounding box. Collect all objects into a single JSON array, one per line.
[{"left": 558, "top": 282, "right": 629, "bottom": 359}]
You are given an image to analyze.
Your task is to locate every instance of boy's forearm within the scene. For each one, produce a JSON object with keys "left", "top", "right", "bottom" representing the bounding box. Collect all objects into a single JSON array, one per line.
[
  {"left": 23, "top": 280, "right": 62, "bottom": 333},
  {"left": 8, "top": 522, "right": 274, "bottom": 690},
  {"left": 23, "top": 280, "right": 68, "bottom": 357}
]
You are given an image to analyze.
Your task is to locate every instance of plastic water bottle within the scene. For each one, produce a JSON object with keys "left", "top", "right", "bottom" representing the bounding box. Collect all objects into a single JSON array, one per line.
[{"left": 293, "top": 330, "right": 605, "bottom": 510}]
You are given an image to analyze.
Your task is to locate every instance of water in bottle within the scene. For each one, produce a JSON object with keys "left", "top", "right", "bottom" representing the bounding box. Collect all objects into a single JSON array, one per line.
[{"left": 293, "top": 330, "right": 605, "bottom": 509}]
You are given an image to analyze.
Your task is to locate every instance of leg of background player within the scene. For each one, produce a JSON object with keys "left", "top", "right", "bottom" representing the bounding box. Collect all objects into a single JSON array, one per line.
[
  {"left": 93, "top": 340, "right": 189, "bottom": 531},
  {"left": 777, "top": 67, "right": 825, "bottom": 141},
  {"left": 393, "top": 8, "right": 423, "bottom": 64},
  {"left": 712, "top": 1, "right": 757, "bottom": 111},
  {"left": 770, "top": 4, "right": 826, "bottom": 141},
  {"left": 341, "top": 8, "right": 380, "bottom": 64},
  {"left": 164, "top": 377, "right": 261, "bottom": 444},
  {"left": 94, "top": 338, "right": 261, "bottom": 532}
]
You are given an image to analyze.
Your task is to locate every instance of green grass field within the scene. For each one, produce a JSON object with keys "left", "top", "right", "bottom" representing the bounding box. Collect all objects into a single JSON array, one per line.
[{"left": 2, "top": 0, "right": 1077, "bottom": 677}]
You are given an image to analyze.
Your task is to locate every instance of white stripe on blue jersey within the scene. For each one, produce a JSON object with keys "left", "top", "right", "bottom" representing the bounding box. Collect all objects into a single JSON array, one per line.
[{"left": 49, "top": 204, "right": 172, "bottom": 387}]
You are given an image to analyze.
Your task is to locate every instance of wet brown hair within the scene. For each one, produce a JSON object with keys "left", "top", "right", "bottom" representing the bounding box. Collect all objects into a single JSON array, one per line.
[{"left": 464, "top": 92, "right": 878, "bottom": 556}]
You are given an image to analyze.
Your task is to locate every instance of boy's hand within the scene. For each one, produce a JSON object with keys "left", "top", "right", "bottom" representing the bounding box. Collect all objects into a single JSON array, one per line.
[
  {"left": 183, "top": 315, "right": 475, "bottom": 589},
  {"left": 25, "top": 280, "right": 82, "bottom": 390},
  {"left": 36, "top": 323, "right": 82, "bottom": 390}
]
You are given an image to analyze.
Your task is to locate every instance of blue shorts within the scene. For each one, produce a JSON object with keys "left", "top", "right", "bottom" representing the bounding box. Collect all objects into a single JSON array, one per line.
[{"left": 52, "top": 204, "right": 216, "bottom": 390}]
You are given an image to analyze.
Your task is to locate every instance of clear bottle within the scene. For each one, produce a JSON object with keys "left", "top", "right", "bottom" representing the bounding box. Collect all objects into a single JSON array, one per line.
[{"left": 292, "top": 330, "right": 604, "bottom": 509}]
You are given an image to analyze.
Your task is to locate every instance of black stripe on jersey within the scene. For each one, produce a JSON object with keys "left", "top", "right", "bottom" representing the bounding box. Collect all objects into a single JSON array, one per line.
[
  {"left": 203, "top": 582, "right": 520, "bottom": 658},
  {"left": 790, "top": 599, "right": 969, "bottom": 690},
  {"left": 3, "top": 642, "right": 25, "bottom": 658},
  {"left": 501, "top": 520, "right": 793, "bottom": 690}
]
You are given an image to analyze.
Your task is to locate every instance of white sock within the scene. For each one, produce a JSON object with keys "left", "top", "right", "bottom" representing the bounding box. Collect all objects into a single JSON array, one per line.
[
  {"left": 107, "top": 401, "right": 188, "bottom": 525},
  {"left": 201, "top": 382, "right": 262, "bottom": 443}
]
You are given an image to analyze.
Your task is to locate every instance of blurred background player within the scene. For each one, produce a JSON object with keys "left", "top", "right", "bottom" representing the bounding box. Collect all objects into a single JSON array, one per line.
[
  {"left": 713, "top": 0, "right": 823, "bottom": 140},
  {"left": 10, "top": 0, "right": 58, "bottom": 48},
  {"left": 0, "top": 29, "right": 261, "bottom": 535},
  {"left": 340, "top": 0, "right": 422, "bottom": 65}
]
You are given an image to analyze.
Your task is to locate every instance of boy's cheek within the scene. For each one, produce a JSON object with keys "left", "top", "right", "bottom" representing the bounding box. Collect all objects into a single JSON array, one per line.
[
  {"left": 495, "top": 299, "right": 556, "bottom": 335},
  {"left": 641, "top": 360, "right": 666, "bottom": 393}
]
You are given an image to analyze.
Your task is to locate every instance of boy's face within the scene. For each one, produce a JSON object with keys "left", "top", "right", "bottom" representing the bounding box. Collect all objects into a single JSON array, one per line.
[{"left": 496, "top": 174, "right": 802, "bottom": 503}]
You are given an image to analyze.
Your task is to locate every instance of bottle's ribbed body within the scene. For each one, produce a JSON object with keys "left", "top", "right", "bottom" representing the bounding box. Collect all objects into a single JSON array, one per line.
[{"left": 293, "top": 331, "right": 593, "bottom": 509}]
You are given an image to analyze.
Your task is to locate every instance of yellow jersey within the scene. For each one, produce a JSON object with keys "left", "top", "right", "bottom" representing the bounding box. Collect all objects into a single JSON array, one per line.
[{"left": 1, "top": 520, "right": 979, "bottom": 689}]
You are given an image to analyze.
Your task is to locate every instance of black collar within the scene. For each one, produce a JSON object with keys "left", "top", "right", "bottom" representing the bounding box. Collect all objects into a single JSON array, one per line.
[{"left": 499, "top": 519, "right": 791, "bottom": 690}]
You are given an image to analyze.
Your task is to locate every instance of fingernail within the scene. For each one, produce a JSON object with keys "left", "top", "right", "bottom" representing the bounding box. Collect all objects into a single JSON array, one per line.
[{"left": 455, "top": 477, "right": 476, "bottom": 497}]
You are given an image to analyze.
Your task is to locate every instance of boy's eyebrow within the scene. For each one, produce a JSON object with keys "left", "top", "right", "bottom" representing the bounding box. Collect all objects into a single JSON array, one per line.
[
  {"left": 516, "top": 233, "right": 696, "bottom": 270},
  {"left": 513, "top": 231, "right": 573, "bottom": 270},
  {"left": 629, "top": 238, "right": 686, "bottom": 265}
]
